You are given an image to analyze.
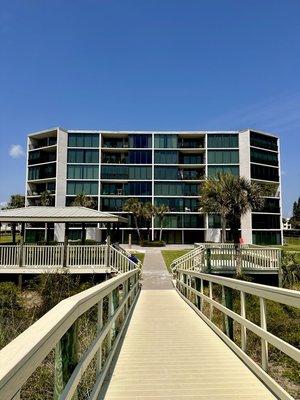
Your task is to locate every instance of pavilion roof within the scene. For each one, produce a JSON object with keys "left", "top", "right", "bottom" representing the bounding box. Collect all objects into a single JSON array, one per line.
[{"left": 0, "top": 207, "right": 127, "bottom": 224}]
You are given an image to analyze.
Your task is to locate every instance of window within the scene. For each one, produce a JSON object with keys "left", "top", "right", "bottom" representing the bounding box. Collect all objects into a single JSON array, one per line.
[
  {"left": 155, "top": 214, "right": 182, "bottom": 228},
  {"left": 155, "top": 183, "right": 183, "bottom": 196},
  {"left": 250, "top": 148, "right": 278, "bottom": 166},
  {"left": 208, "top": 214, "right": 222, "bottom": 228},
  {"left": 178, "top": 154, "right": 204, "bottom": 164},
  {"left": 102, "top": 137, "right": 128, "bottom": 148},
  {"left": 252, "top": 214, "right": 281, "bottom": 229},
  {"left": 255, "top": 198, "right": 280, "bottom": 213},
  {"left": 128, "top": 150, "right": 152, "bottom": 164},
  {"left": 154, "top": 134, "right": 177, "bottom": 148},
  {"left": 68, "top": 133, "right": 99, "bottom": 147},
  {"left": 129, "top": 135, "right": 152, "bottom": 148},
  {"left": 208, "top": 150, "right": 239, "bottom": 164},
  {"left": 250, "top": 131, "right": 278, "bottom": 151},
  {"left": 155, "top": 167, "right": 178, "bottom": 180},
  {"left": 101, "top": 166, "right": 128, "bottom": 179},
  {"left": 208, "top": 165, "right": 239, "bottom": 177},
  {"left": 28, "top": 163, "right": 56, "bottom": 180},
  {"left": 67, "top": 181, "right": 98, "bottom": 195},
  {"left": 154, "top": 151, "right": 178, "bottom": 164},
  {"left": 251, "top": 164, "right": 279, "bottom": 181},
  {"left": 182, "top": 214, "right": 204, "bottom": 228},
  {"left": 207, "top": 134, "right": 238, "bottom": 148},
  {"left": 67, "top": 165, "right": 99, "bottom": 179},
  {"left": 68, "top": 149, "right": 99, "bottom": 163},
  {"left": 252, "top": 231, "right": 281, "bottom": 245},
  {"left": 128, "top": 166, "right": 151, "bottom": 180}
]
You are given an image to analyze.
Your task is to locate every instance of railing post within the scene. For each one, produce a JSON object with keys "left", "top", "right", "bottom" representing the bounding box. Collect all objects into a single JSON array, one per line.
[
  {"left": 63, "top": 223, "right": 69, "bottom": 268},
  {"left": 209, "top": 281, "right": 213, "bottom": 320},
  {"left": 54, "top": 321, "right": 79, "bottom": 400},
  {"left": 200, "top": 279, "right": 204, "bottom": 312},
  {"left": 260, "top": 297, "right": 268, "bottom": 371},
  {"left": 240, "top": 291, "right": 247, "bottom": 351},
  {"left": 224, "top": 286, "right": 234, "bottom": 340},
  {"left": 105, "top": 235, "right": 111, "bottom": 269},
  {"left": 96, "top": 299, "right": 103, "bottom": 375},
  {"left": 195, "top": 277, "right": 201, "bottom": 309},
  {"left": 108, "top": 291, "right": 114, "bottom": 349},
  {"left": 207, "top": 248, "right": 211, "bottom": 273}
]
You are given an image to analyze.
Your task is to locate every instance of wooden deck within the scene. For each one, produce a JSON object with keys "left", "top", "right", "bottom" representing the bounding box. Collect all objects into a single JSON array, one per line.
[{"left": 101, "top": 250, "right": 276, "bottom": 399}]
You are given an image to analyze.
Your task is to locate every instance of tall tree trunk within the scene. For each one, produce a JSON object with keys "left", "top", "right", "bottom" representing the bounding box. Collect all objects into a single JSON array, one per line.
[
  {"left": 231, "top": 222, "right": 242, "bottom": 276},
  {"left": 221, "top": 216, "right": 226, "bottom": 243},
  {"left": 159, "top": 218, "right": 163, "bottom": 242},
  {"left": 134, "top": 216, "right": 141, "bottom": 243}
]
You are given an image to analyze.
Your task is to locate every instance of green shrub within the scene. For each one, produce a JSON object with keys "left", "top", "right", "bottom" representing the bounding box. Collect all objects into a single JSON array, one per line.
[{"left": 140, "top": 240, "right": 166, "bottom": 247}]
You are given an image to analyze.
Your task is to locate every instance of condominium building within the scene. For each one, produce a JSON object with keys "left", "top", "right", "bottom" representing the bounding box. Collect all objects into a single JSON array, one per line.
[{"left": 25, "top": 128, "right": 283, "bottom": 245}]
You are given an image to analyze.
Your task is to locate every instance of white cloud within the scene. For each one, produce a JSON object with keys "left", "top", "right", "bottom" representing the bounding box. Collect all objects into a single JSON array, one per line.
[
  {"left": 9, "top": 144, "right": 25, "bottom": 158},
  {"left": 0, "top": 201, "right": 7, "bottom": 209}
]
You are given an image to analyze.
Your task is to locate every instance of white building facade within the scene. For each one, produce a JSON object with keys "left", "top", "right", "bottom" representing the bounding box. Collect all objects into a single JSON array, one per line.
[{"left": 25, "top": 128, "right": 283, "bottom": 245}]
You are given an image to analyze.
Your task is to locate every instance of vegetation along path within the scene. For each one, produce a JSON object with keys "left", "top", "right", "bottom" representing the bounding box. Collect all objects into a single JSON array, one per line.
[{"left": 101, "top": 248, "right": 276, "bottom": 399}]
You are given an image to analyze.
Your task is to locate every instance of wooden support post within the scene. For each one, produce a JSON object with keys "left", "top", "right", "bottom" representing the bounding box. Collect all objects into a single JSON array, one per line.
[
  {"left": 81, "top": 222, "right": 86, "bottom": 245},
  {"left": 54, "top": 322, "right": 79, "bottom": 400},
  {"left": 224, "top": 287, "right": 234, "bottom": 340},
  {"left": 63, "top": 223, "right": 69, "bottom": 268},
  {"left": 105, "top": 235, "right": 111, "bottom": 268},
  {"left": 96, "top": 299, "right": 103, "bottom": 375},
  {"left": 195, "top": 277, "right": 201, "bottom": 309},
  {"left": 12, "top": 222, "right": 16, "bottom": 244},
  {"left": 18, "top": 222, "right": 25, "bottom": 290},
  {"left": 200, "top": 279, "right": 204, "bottom": 313},
  {"left": 207, "top": 248, "right": 211, "bottom": 273},
  {"left": 260, "top": 297, "right": 268, "bottom": 371},
  {"left": 108, "top": 292, "right": 114, "bottom": 349},
  {"left": 240, "top": 291, "right": 247, "bottom": 352},
  {"left": 209, "top": 281, "right": 213, "bottom": 320}
]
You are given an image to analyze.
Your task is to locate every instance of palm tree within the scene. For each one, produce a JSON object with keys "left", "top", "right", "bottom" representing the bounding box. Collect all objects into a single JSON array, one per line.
[
  {"left": 200, "top": 173, "right": 264, "bottom": 275},
  {"left": 39, "top": 190, "right": 54, "bottom": 243},
  {"left": 71, "top": 193, "right": 95, "bottom": 209},
  {"left": 155, "top": 204, "right": 170, "bottom": 241},
  {"left": 199, "top": 177, "right": 228, "bottom": 243},
  {"left": 40, "top": 190, "right": 54, "bottom": 206},
  {"left": 142, "top": 202, "right": 156, "bottom": 241},
  {"left": 123, "top": 198, "right": 143, "bottom": 243}
]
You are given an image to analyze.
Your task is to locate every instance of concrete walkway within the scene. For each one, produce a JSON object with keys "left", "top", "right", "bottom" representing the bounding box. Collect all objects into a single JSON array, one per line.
[
  {"left": 141, "top": 248, "right": 173, "bottom": 290},
  {"left": 102, "top": 249, "right": 275, "bottom": 399}
]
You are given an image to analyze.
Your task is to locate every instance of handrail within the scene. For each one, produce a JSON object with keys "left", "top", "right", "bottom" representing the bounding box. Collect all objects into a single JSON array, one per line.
[
  {"left": 174, "top": 269, "right": 300, "bottom": 400},
  {"left": 0, "top": 269, "right": 140, "bottom": 399},
  {"left": 0, "top": 244, "right": 140, "bottom": 273},
  {"left": 172, "top": 244, "right": 281, "bottom": 273}
]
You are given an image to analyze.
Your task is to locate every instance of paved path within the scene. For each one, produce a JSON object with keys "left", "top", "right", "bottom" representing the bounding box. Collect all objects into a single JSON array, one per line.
[{"left": 102, "top": 249, "right": 275, "bottom": 399}]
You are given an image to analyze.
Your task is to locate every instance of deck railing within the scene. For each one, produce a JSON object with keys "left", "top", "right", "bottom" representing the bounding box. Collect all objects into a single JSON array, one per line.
[
  {"left": 0, "top": 244, "right": 140, "bottom": 273},
  {"left": 0, "top": 269, "right": 140, "bottom": 399},
  {"left": 172, "top": 244, "right": 281, "bottom": 273},
  {"left": 174, "top": 270, "right": 300, "bottom": 400}
]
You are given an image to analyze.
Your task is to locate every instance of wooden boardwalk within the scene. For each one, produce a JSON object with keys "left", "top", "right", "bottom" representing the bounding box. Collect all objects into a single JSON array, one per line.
[{"left": 101, "top": 249, "right": 276, "bottom": 399}]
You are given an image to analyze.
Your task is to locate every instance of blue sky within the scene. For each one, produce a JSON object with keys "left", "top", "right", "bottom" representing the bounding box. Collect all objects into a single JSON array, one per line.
[{"left": 0, "top": 0, "right": 299, "bottom": 216}]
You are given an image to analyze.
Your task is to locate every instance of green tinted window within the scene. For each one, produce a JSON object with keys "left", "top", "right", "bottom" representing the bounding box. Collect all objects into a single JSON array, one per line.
[
  {"left": 67, "top": 165, "right": 99, "bottom": 179},
  {"left": 155, "top": 151, "right": 178, "bottom": 164},
  {"left": 208, "top": 214, "right": 221, "bottom": 228},
  {"left": 154, "top": 167, "right": 178, "bottom": 180},
  {"left": 208, "top": 150, "right": 239, "bottom": 164},
  {"left": 67, "top": 149, "right": 99, "bottom": 163},
  {"left": 207, "top": 134, "right": 238, "bottom": 148},
  {"left": 67, "top": 181, "right": 98, "bottom": 195},
  {"left": 128, "top": 166, "right": 152, "bottom": 179},
  {"left": 68, "top": 133, "right": 99, "bottom": 147},
  {"left": 208, "top": 165, "right": 239, "bottom": 177},
  {"left": 250, "top": 148, "right": 278, "bottom": 166},
  {"left": 154, "top": 134, "right": 177, "bottom": 148}
]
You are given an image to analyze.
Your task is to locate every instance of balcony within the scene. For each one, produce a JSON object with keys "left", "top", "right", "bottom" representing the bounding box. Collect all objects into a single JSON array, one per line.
[
  {"left": 28, "top": 151, "right": 57, "bottom": 165},
  {"left": 178, "top": 138, "right": 205, "bottom": 148},
  {"left": 29, "top": 137, "right": 57, "bottom": 150}
]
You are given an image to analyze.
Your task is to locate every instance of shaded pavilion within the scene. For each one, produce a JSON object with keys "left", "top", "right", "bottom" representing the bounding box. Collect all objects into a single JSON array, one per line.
[{"left": 0, "top": 207, "right": 127, "bottom": 266}]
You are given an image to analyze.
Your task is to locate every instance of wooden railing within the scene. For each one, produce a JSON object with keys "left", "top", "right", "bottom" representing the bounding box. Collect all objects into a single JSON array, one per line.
[
  {"left": 0, "top": 244, "right": 140, "bottom": 273},
  {"left": 174, "top": 270, "right": 300, "bottom": 400},
  {"left": 172, "top": 244, "right": 281, "bottom": 273},
  {"left": 0, "top": 269, "right": 141, "bottom": 399}
]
